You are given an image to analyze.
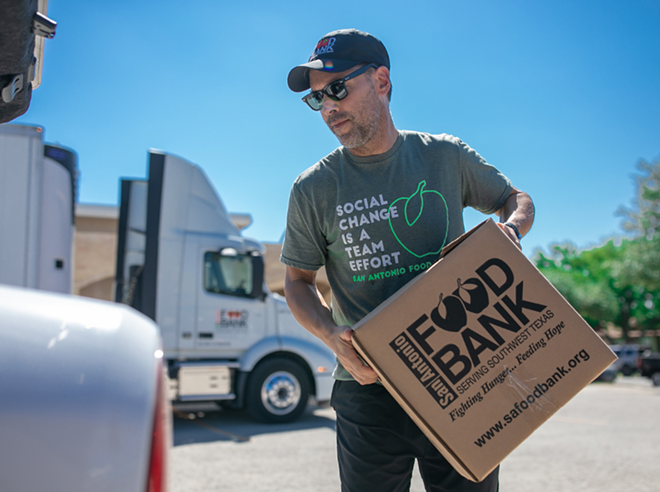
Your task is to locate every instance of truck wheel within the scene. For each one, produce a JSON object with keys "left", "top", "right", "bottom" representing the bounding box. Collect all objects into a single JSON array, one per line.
[
  {"left": 621, "top": 365, "right": 634, "bottom": 376},
  {"left": 652, "top": 373, "right": 660, "bottom": 387},
  {"left": 246, "top": 358, "right": 310, "bottom": 423}
]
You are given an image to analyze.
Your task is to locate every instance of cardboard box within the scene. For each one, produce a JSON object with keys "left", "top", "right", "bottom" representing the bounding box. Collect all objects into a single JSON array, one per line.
[{"left": 352, "top": 219, "right": 617, "bottom": 482}]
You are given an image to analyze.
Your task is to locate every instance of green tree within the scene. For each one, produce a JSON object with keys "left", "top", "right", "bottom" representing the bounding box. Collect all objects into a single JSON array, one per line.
[
  {"left": 618, "top": 159, "right": 660, "bottom": 240},
  {"left": 535, "top": 242, "right": 618, "bottom": 332},
  {"left": 615, "top": 159, "right": 660, "bottom": 338},
  {"left": 615, "top": 159, "right": 660, "bottom": 293},
  {"left": 535, "top": 159, "right": 660, "bottom": 343}
]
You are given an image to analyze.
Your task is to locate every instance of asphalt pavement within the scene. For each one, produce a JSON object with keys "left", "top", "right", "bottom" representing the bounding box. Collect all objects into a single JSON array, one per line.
[{"left": 169, "top": 376, "right": 659, "bottom": 492}]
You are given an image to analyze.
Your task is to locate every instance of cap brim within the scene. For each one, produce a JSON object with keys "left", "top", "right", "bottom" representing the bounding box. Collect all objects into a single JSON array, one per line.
[{"left": 287, "top": 59, "right": 362, "bottom": 92}]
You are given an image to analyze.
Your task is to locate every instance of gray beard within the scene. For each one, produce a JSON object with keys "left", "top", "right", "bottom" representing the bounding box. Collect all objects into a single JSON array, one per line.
[
  {"left": 328, "top": 87, "right": 382, "bottom": 149},
  {"left": 335, "top": 114, "right": 380, "bottom": 149}
]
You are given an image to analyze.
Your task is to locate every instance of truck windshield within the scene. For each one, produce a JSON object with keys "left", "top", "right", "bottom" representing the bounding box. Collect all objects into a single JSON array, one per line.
[{"left": 204, "top": 251, "right": 254, "bottom": 298}]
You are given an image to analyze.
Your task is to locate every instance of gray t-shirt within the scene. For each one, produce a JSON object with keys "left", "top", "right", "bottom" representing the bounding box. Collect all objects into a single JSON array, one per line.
[{"left": 281, "top": 130, "right": 512, "bottom": 379}]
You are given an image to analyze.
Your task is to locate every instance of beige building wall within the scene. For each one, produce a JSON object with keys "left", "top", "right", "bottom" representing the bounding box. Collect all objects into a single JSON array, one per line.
[
  {"left": 74, "top": 204, "right": 119, "bottom": 301},
  {"left": 264, "top": 243, "right": 331, "bottom": 305},
  {"left": 73, "top": 204, "right": 331, "bottom": 305}
]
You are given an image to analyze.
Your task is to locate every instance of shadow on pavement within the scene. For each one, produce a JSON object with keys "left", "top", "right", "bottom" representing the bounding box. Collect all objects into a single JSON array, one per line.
[
  {"left": 172, "top": 403, "right": 336, "bottom": 447},
  {"left": 173, "top": 377, "right": 656, "bottom": 447}
]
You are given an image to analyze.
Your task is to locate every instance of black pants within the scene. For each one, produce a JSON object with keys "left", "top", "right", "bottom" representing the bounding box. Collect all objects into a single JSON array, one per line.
[{"left": 331, "top": 380, "right": 499, "bottom": 492}]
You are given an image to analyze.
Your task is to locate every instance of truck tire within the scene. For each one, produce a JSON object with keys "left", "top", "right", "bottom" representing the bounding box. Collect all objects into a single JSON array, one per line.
[
  {"left": 246, "top": 358, "right": 310, "bottom": 423},
  {"left": 621, "top": 365, "right": 635, "bottom": 376}
]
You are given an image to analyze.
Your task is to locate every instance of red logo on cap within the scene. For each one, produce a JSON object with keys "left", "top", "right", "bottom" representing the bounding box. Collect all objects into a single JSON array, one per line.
[{"left": 311, "top": 37, "right": 336, "bottom": 58}]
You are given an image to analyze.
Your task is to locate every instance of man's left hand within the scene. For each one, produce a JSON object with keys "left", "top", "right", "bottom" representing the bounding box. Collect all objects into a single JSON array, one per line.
[{"left": 497, "top": 222, "right": 522, "bottom": 250}]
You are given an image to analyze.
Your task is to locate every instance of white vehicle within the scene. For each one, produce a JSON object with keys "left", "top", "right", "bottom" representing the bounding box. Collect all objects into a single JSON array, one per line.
[
  {"left": 114, "top": 150, "right": 335, "bottom": 423},
  {"left": 0, "top": 284, "right": 170, "bottom": 492},
  {"left": 0, "top": 124, "right": 76, "bottom": 294},
  {"left": 1, "top": 12, "right": 169, "bottom": 488}
]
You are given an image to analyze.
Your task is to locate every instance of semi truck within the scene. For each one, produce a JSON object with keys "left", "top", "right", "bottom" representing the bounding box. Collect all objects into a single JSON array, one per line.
[
  {"left": 114, "top": 150, "right": 335, "bottom": 423},
  {"left": 0, "top": 122, "right": 334, "bottom": 423}
]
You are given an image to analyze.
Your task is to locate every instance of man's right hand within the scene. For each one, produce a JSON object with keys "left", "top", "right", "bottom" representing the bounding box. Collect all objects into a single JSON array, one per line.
[
  {"left": 330, "top": 326, "right": 379, "bottom": 385},
  {"left": 284, "top": 266, "right": 378, "bottom": 385}
]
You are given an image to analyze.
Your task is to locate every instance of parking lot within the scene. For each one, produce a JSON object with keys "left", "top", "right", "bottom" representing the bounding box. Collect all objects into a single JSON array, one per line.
[{"left": 170, "top": 376, "right": 659, "bottom": 492}]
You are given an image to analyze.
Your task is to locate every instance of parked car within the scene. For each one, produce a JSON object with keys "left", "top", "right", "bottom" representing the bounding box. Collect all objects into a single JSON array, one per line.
[
  {"left": 639, "top": 352, "right": 660, "bottom": 386},
  {"left": 609, "top": 344, "right": 645, "bottom": 376},
  {"left": 594, "top": 362, "right": 618, "bottom": 383},
  {"left": 0, "top": 284, "right": 170, "bottom": 492}
]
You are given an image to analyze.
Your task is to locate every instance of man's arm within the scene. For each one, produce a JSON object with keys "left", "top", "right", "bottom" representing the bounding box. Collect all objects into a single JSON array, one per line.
[
  {"left": 284, "top": 266, "right": 378, "bottom": 385},
  {"left": 494, "top": 186, "right": 535, "bottom": 249}
]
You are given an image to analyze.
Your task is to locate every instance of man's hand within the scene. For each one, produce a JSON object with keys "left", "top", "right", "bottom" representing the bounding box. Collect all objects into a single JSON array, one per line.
[
  {"left": 284, "top": 266, "right": 378, "bottom": 385},
  {"left": 330, "top": 326, "right": 379, "bottom": 385},
  {"left": 497, "top": 222, "right": 522, "bottom": 250}
]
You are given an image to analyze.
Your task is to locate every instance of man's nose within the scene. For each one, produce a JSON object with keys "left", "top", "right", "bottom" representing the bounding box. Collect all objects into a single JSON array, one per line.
[{"left": 321, "top": 94, "right": 338, "bottom": 114}]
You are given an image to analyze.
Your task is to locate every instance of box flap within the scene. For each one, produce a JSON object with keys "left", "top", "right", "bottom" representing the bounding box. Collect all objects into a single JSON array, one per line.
[{"left": 439, "top": 219, "right": 491, "bottom": 258}]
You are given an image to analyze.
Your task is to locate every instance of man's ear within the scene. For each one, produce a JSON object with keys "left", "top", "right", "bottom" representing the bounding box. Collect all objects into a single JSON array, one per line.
[{"left": 373, "top": 66, "right": 391, "bottom": 97}]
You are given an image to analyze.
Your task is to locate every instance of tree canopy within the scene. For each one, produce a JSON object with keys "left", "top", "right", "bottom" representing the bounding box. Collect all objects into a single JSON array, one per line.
[
  {"left": 534, "top": 159, "right": 660, "bottom": 344},
  {"left": 615, "top": 159, "right": 660, "bottom": 292}
]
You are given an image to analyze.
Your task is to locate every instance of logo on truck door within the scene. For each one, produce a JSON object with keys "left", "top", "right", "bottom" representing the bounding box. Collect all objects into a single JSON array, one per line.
[{"left": 215, "top": 309, "right": 249, "bottom": 328}]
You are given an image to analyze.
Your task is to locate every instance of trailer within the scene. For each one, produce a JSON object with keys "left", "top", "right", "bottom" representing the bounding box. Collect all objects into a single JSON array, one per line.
[{"left": 0, "top": 123, "right": 76, "bottom": 293}]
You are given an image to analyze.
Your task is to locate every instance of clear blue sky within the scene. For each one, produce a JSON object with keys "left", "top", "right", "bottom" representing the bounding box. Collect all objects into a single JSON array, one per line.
[{"left": 13, "top": 0, "right": 660, "bottom": 257}]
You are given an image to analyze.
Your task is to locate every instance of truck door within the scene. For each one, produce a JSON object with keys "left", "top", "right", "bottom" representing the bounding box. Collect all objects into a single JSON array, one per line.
[{"left": 195, "top": 247, "right": 268, "bottom": 352}]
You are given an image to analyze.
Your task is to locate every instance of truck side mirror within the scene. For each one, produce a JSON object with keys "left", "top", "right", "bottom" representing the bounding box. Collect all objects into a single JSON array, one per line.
[{"left": 250, "top": 254, "right": 266, "bottom": 301}]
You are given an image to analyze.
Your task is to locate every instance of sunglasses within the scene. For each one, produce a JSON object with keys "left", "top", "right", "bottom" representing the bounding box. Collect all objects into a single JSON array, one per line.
[{"left": 302, "top": 64, "right": 378, "bottom": 111}]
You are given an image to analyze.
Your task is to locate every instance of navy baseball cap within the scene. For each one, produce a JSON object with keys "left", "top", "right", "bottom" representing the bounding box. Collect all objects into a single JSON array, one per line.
[{"left": 287, "top": 29, "right": 390, "bottom": 93}]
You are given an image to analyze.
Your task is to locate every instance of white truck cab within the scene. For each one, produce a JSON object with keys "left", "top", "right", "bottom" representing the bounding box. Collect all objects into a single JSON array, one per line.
[{"left": 115, "top": 150, "right": 335, "bottom": 422}]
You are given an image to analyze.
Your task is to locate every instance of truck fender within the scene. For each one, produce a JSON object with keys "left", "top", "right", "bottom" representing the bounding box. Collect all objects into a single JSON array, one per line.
[
  {"left": 277, "top": 335, "right": 336, "bottom": 375},
  {"left": 239, "top": 335, "right": 335, "bottom": 374},
  {"left": 238, "top": 336, "right": 283, "bottom": 372},
  {"left": 237, "top": 335, "right": 335, "bottom": 403}
]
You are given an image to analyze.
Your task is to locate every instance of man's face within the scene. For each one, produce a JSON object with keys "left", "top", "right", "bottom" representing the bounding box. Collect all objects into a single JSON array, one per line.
[{"left": 308, "top": 66, "right": 382, "bottom": 150}]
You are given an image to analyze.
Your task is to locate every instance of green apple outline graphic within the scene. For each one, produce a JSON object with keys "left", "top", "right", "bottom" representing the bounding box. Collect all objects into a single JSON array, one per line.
[{"left": 388, "top": 180, "right": 449, "bottom": 258}]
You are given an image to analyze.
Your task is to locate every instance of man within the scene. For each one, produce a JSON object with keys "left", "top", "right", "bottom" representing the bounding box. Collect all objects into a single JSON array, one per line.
[{"left": 281, "top": 28, "right": 534, "bottom": 492}]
